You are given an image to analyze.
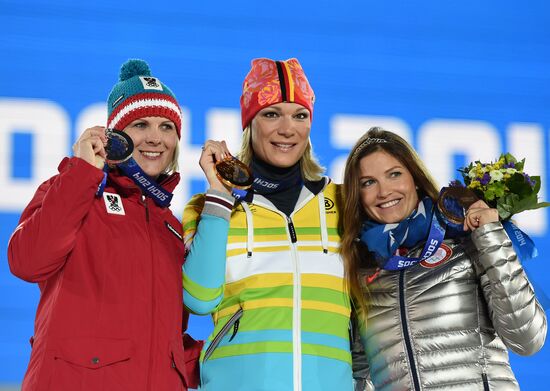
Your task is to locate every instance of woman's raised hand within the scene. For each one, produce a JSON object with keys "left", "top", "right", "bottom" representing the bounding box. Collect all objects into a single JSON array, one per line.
[
  {"left": 200, "top": 140, "right": 232, "bottom": 194},
  {"left": 464, "top": 200, "right": 499, "bottom": 231},
  {"left": 73, "top": 126, "right": 108, "bottom": 169}
]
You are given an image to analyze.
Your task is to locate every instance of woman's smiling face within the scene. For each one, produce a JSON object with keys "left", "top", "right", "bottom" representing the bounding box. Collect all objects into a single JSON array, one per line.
[
  {"left": 359, "top": 150, "right": 419, "bottom": 224},
  {"left": 250, "top": 102, "right": 311, "bottom": 167},
  {"left": 123, "top": 116, "right": 178, "bottom": 178}
]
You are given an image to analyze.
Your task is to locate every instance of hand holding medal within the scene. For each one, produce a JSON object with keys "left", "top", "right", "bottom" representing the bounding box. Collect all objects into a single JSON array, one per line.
[
  {"left": 437, "top": 186, "right": 478, "bottom": 225},
  {"left": 463, "top": 200, "right": 499, "bottom": 231},
  {"left": 93, "top": 127, "right": 173, "bottom": 207},
  {"left": 94, "top": 127, "right": 134, "bottom": 198},
  {"left": 72, "top": 126, "right": 109, "bottom": 169},
  {"left": 200, "top": 140, "right": 253, "bottom": 197},
  {"left": 437, "top": 186, "right": 498, "bottom": 231}
]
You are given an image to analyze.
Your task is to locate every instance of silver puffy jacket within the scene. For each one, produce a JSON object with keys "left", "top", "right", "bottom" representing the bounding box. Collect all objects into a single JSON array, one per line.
[{"left": 352, "top": 222, "right": 547, "bottom": 391}]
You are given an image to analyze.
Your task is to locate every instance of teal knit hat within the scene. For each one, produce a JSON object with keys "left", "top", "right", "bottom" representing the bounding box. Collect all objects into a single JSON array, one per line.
[{"left": 107, "top": 59, "right": 182, "bottom": 138}]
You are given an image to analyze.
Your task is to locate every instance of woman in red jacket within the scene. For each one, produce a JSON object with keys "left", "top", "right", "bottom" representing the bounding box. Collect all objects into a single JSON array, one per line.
[{"left": 7, "top": 59, "right": 208, "bottom": 391}]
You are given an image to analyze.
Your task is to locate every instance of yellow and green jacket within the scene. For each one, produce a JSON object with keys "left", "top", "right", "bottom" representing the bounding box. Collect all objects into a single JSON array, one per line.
[{"left": 183, "top": 179, "right": 353, "bottom": 391}]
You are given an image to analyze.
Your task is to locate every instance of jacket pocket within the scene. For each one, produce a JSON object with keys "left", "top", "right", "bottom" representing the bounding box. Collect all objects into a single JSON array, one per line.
[
  {"left": 49, "top": 337, "right": 134, "bottom": 391},
  {"left": 169, "top": 335, "right": 205, "bottom": 390},
  {"left": 203, "top": 308, "right": 243, "bottom": 362}
]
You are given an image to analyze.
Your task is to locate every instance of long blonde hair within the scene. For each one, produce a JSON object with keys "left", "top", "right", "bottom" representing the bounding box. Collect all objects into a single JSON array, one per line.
[{"left": 341, "top": 127, "right": 439, "bottom": 318}]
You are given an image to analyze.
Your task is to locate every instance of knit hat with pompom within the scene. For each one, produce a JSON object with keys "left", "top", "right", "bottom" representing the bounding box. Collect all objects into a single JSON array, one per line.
[{"left": 107, "top": 59, "right": 182, "bottom": 138}]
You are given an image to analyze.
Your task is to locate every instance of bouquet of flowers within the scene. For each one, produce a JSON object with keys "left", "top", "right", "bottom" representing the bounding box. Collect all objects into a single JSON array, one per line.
[{"left": 453, "top": 153, "right": 550, "bottom": 220}]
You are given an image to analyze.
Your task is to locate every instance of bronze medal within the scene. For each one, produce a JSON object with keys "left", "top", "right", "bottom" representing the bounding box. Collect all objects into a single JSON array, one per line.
[
  {"left": 105, "top": 129, "right": 134, "bottom": 164},
  {"left": 215, "top": 157, "right": 253, "bottom": 190},
  {"left": 437, "top": 186, "right": 478, "bottom": 225}
]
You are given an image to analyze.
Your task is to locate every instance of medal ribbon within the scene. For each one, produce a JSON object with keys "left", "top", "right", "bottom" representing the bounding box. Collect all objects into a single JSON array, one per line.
[
  {"left": 96, "top": 167, "right": 108, "bottom": 197},
  {"left": 502, "top": 221, "right": 537, "bottom": 260},
  {"left": 95, "top": 130, "right": 173, "bottom": 207},
  {"left": 502, "top": 220, "right": 550, "bottom": 309},
  {"left": 117, "top": 158, "right": 173, "bottom": 207},
  {"left": 381, "top": 211, "right": 447, "bottom": 271}
]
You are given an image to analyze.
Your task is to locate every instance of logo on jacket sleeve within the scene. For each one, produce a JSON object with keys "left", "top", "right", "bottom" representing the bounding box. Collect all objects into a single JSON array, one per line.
[{"left": 103, "top": 192, "right": 125, "bottom": 215}]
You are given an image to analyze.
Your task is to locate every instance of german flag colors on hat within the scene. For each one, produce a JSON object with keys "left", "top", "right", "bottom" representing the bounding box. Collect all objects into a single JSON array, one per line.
[{"left": 240, "top": 58, "right": 315, "bottom": 130}]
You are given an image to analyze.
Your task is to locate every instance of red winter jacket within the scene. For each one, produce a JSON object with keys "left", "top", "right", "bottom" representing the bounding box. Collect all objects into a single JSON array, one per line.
[{"left": 8, "top": 157, "right": 202, "bottom": 391}]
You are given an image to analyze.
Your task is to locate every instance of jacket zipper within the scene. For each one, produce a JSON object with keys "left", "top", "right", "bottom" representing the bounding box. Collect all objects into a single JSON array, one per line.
[
  {"left": 143, "top": 196, "right": 150, "bottom": 222},
  {"left": 399, "top": 270, "right": 421, "bottom": 391},
  {"left": 252, "top": 191, "right": 323, "bottom": 391},
  {"left": 203, "top": 308, "right": 243, "bottom": 361},
  {"left": 287, "top": 215, "right": 301, "bottom": 391},
  {"left": 143, "top": 195, "right": 154, "bottom": 390},
  {"left": 482, "top": 372, "right": 490, "bottom": 391},
  {"left": 287, "top": 216, "right": 297, "bottom": 243}
]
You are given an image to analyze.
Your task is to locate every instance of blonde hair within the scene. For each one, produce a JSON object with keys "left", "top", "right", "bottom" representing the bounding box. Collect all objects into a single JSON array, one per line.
[
  {"left": 340, "top": 127, "right": 439, "bottom": 318},
  {"left": 238, "top": 124, "right": 324, "bottom": 181},
  {"left": 164, "top": 142, "right": 179, "bottom": 175}
]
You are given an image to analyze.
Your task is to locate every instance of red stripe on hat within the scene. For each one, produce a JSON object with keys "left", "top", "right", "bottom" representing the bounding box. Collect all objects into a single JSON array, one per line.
[
  {"left": 113, "top": 107, "right": 182, "bottom": 138},
  {"left": 108, "top": 92, "right": 180, "bottom": 121},
  {"left": 108, "top": 92, "right": 181, "bottom": 138}
]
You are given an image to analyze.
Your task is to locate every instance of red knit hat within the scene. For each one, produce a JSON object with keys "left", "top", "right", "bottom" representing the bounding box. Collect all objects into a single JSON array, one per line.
[
  {"left": 107, "top": 59, "right": 182, "bottom": 139},
  {"left": 240, "top": 58, "right": 315, "bottom": 130}
]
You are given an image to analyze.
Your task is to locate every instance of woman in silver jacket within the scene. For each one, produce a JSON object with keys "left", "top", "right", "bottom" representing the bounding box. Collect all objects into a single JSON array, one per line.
[{"left": 342, "top": 127, "right": 547, "bottom": 391}]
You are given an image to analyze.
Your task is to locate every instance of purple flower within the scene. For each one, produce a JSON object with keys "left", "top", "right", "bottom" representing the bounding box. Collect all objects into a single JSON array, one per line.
[
  {"left": 479, "top": 172, "right": 491, "bottom": 185},
  {"left": 504, "top": 162, "right": 516, "bottom": 168},
  {"left": 523, "top": 173, "right": 535, "bottom": 187},
  {"left": 449, "top": 179, "right": 465, "bottom": 187}
]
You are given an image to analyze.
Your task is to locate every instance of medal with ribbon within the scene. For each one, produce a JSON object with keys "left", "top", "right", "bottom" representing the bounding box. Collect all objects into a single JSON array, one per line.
[
  {"left": 214, "top": 157, "right": 254, "bottom": 200},
  {"left": 95, "top": 128, "right": 173, "bottom": 207},
  {"left": 374, "top": 188, "right": 477, "bottom": 271},
  {"left": 214, "top": 156, "right": 302, "bottom": 201}
]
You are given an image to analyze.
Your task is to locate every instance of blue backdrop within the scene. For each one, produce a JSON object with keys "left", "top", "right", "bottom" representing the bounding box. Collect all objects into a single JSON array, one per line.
[{"left": 1, "top": 0, "right": 549, "bottom": 389}]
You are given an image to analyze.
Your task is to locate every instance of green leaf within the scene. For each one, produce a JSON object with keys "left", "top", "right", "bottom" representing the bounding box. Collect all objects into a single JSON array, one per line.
[
  {"left": 515, "top": 157, "right": 525, "bottom": 172},
  {"left": 497, "top": 203, "right": 512, "bottom": 220},
  {"left": 509, "top": 193, "right": 540, "bottom": 216},
  {"left": 532, "top": 176, "right": 541, "bottom": 193},
  {"left": 484, "top": 188, "right": 495, "bottom": 201},
  {"left": 496, "top": 194, "right": 518, "bottom": 220},
  {"left": 503, "top": 152, "right": 517, "bottom": 164},
  {"left": 486, "top": 181, "right": 506, "bottom": 200},
  {"left": 506, "top": 173, "right": 531, "bottom": 197}
]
